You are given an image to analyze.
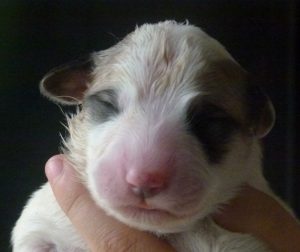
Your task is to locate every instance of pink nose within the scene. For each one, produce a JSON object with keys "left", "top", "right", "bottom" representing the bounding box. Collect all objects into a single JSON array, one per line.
[{"left": 126, "top": 170, "right": 169, "bottom": 198}]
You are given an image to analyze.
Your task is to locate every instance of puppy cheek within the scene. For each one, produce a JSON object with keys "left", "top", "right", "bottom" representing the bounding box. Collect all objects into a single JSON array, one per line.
[{"left": 87, "top": 155, "right": 128, "bottom": 206}]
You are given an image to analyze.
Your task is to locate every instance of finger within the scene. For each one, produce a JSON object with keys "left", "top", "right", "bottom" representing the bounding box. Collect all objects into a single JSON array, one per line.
[
  {"left": 45, "top": 155, "right": 90, "bottom": 217},
  {"left": 45, "top": 155, "right": 125, "bottom": 251}
]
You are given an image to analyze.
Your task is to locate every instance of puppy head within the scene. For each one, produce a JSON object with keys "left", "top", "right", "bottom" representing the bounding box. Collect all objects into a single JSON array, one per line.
[{"left": 40, "top": 21, "right": 275, "bottom": 233}]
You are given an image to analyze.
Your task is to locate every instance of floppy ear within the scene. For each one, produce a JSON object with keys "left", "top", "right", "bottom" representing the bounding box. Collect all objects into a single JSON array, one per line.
[
  {"left": 245, "top": 80, "right": 275, "bottom": 138},
  {"left": 40, "top": 55, "right": 94, "bottom": 105}
]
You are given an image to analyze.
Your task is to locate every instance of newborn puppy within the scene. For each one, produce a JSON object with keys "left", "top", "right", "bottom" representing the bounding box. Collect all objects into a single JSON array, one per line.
[{"left": 12, "top": 21, "right": 278, "bottom": 251}]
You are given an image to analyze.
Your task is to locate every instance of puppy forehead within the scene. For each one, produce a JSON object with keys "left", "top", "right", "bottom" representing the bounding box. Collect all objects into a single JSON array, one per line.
[{"left": 89, "top": 22, "right": 245, "bottom": 114}]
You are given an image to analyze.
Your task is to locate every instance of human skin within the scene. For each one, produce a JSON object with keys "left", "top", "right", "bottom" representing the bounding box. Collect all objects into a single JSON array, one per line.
[
  {"left": 213, "top": 186, "right": 300, "bottom": 252},
  {"left": 45, "top": 155, "right": 300, "bottom": 252},
  {"left": 45, "top": 155, "right": 176, "bottom": 252}
]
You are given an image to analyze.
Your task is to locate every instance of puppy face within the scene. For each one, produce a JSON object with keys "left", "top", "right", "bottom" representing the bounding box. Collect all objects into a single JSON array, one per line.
[{"left": 41, "top": 21, "right": 274, "bottom": 233}]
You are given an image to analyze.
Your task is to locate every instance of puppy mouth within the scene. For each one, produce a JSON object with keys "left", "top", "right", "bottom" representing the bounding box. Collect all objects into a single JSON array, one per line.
[
  {"left": 119, "top": 202, "right": 200, "bottom": 222},
  {"left": 113, "top": 194, "right": 205, "bottom": 224},
  {"left": 120, "top": 204, "right": 176, "bottom": 219},
  {"left": 116, "top": 203, "right": 203, "bottom": 233}
]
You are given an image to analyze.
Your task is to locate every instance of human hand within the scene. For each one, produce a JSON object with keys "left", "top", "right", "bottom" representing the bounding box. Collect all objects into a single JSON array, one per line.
[
  {"left": 45, "top": 155, "right": 175, "bottom": 252},
  {"left": 45, "top": 155, "right": 300, "bottom": 252},
  {"left": 213, "top": 186, "right": 300, "bottom": 252}
]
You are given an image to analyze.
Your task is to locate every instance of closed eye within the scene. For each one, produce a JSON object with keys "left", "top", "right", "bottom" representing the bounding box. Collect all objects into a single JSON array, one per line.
[
  {"left": 186, "top": 103, "right": 239, "bottom": 163},
  {"left": 84, "top": 89, "right": 119, "bottom": 122}
]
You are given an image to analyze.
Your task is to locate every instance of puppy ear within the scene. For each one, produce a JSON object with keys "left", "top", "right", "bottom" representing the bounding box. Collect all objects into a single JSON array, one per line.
[
  {"left": 246, "top": 80, "right": 275, "bottom": 138},
  {"left": 40, "top": 55, "right": 94, "bottom": 105}
]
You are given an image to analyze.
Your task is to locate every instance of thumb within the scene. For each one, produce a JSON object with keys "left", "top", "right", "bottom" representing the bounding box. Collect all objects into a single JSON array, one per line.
[
  {"left": 45, "top": 155, "right": 120, "bottom": 251},
  {"left": 45, "top": 155, "right": 89, "bottom": 217}
]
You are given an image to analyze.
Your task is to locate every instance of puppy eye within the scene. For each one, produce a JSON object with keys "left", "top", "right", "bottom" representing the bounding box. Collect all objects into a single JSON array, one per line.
[
  {"left": 84, "top": 89, "right": 119, "bottom": 121},
  {"left": 95, "top": 98, "right": 117, "bottom": 113},
  {"left": 186, "top": 103, "right": 239, "bottom": 163}
]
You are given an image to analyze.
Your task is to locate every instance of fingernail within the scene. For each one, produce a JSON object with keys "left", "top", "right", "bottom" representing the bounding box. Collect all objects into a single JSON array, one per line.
[{"left": 45, "top": 155, "right": 64, "bottom": 181}]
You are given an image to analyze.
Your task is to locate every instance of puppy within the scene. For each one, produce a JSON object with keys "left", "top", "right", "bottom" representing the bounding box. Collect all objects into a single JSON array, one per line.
[{"left": 12, "top": 21, "right": 278, "bottom": 251}]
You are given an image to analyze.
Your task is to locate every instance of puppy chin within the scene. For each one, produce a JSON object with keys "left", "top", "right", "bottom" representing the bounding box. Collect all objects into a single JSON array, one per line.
[{"left": 115, "top": 210, "right": 199, "bottom": 234}]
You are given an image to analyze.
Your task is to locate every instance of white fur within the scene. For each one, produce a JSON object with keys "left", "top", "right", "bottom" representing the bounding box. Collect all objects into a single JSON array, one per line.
[{"left": 12, "top": 21, "right": 280, "bottom": 251}]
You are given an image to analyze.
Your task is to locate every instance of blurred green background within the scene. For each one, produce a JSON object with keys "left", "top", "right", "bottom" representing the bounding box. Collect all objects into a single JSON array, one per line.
[{"left": 0, "top": 1, "right": 298, "bottom": 251}]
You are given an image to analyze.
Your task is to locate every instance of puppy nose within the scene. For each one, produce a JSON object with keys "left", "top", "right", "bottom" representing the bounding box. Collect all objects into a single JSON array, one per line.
[{"left": 126, "top": 170, "right": 169, "bottom": 198}]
